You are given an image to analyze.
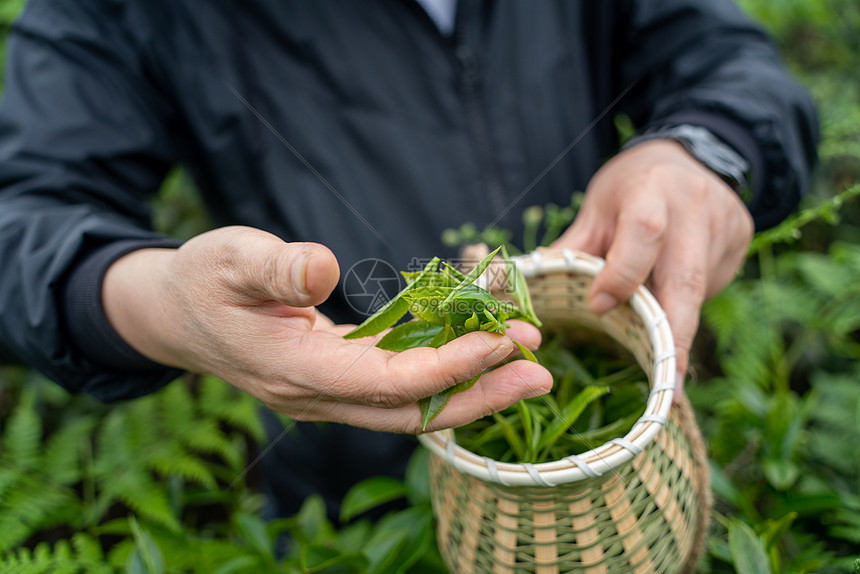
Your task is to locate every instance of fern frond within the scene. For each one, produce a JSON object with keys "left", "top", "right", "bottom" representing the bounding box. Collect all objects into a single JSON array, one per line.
[
  {"left": 175, "top": 419, "right": 241, "bottom": 470},
  {"left": 784, "top": 250, "right": 859, "bottom": 300},
  {"left": 0, "top": 476, "right": 80, "bottom": 553},
  {"left": 93, "top": 409, "right": 138, "bottom": 478},
  {"left": 105, "top": 538, "right": 135, "bottom": 571},
  {"left": 147, "top": 445, "right": 217, "bottom": 490},
  {"left": 1, "top": 389, "right": 42, "bottom": 472},
  {"left": 70, "top": 533, "right": 107, "bottom": 564},
  {"left": 0, "top": 536, "right": 116, "bottom": 574},
  {"left": 102, "top": 470, "right": 180, "bottom": 533},
  {"left": 831, "top": 242, "right": 860, "bottom": 275},
  {"left": 42, "top": 418, "right": 95, "bottom": 486},
  {"left": 199, "top": 377, "right": 265, "bottom": 442},
  {"left": 158, "top": 380, "right": 195, "bottom": 433}
]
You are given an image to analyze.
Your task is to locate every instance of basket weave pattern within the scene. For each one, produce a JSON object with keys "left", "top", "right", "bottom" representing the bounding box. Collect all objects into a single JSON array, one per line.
[
  {"left": 419, "top": 250, "right": 711, "bottom": 573},
  {"left": 430, "top": 403, "right": 705, "bottom": 573}
]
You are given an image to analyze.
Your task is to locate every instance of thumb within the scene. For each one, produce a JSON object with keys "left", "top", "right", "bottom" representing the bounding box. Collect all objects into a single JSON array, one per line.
[
  {"left": 216, "top": 228, "right": 340, "bottom": 307},
  {"left": 259, "top": 241, "right": 340, "bottom": 307}
]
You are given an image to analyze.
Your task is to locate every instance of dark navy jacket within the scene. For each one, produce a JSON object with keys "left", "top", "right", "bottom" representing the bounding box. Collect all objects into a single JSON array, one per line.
[{"left": 0, "top": 0, "right": 817, "bottom": 515}]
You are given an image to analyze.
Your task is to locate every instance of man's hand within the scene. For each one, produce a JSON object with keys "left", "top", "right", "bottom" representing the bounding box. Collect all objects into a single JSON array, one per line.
[
  {"left": 103, "top": 226, "right": 551, "bottom": 433},
  {"left": 552, "top": 140, "right": 754, "bottom": 395}
]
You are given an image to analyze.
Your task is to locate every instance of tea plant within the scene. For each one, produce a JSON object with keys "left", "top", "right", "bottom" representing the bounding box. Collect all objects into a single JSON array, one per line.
[{"left": 345, "top": 247, "right": 541, "bottom": 429}]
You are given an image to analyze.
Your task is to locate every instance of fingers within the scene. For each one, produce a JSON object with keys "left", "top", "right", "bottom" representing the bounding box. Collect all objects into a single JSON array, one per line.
[
  {"left": 424, "top": 360, "right": 552, "bottom": 431},
  {"left": 294, "top": 359, "right": 552, "bottom": 434},
  {"left": 266, "top": 328, "right": 540, "bottom": 414},
  {"left": 504, "top": 320, "right": 542, "bottom": 351},
  {"left": 353, "top": 331, "right": 518, "bottom": 405},
  {"left": 649, "top": 206, "right": 710, "bottom": 384},
  {"left": 589, "top": 197, "right": 668, "bottom": 314}
]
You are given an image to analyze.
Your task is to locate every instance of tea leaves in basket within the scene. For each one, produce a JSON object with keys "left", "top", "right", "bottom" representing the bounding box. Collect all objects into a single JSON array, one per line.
[{"left": 456, "top": 338, "right": 649, "bottom": 464}]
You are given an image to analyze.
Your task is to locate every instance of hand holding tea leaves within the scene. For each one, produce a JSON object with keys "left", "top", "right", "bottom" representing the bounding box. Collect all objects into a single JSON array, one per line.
[
  {"left": 103, "top": 227, "right": 549, "bottom": 434},
  {"left": 345, "top": 247, "right": 544, "bottom": 429}
]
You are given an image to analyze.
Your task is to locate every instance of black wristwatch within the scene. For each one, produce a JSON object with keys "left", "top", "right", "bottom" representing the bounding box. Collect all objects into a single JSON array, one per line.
[{"left": 622, "top": 124, "right": 751, "bottom": 199}]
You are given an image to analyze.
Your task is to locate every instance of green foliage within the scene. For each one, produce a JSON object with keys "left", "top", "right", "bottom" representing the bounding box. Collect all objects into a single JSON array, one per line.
[
  {"left": 0, "top": 374, "right": 270, "bottom": 571},
  {"left": 345, "top": 248, "right": 541, "bottom": 428},
  {"left": 689, "top": 242, "right": 860, "bottom": 572},
  {"left": 749, "top": 184, "right": 860, "bottom": 256},
  {"left": 442, "top": 192, "right": 583, "bottom": 254},
  {"left": 456, "top": 339, "right": 648, "bottom": 464},
  {"left": 1, "top": 0, "right": 859, "bottom": 573}
]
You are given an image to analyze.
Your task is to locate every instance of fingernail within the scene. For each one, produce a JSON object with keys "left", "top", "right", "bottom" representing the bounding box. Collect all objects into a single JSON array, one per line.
[
  {"left": 475, "top": 333, "right": 512, "bottom": 368},
  {"left": 521, "top": 384, "right": 551, "bottom": 400},
  {"left": 490, "top": 340, "right": 514, "bottom": 360},
  {"left": 291, "top": 251, "right": 312, "bottom": 295},
  {"left": 590, "top": 292, "right": 618, "bottom": 314},
  {"left": 673, "top": 372, "right": 685, "bottom": 404}
]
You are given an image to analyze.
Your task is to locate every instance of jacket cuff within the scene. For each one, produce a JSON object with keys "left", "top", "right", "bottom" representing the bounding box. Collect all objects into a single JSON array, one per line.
[
  {"left": 62, "top": 239, "right": 182, "bottom": 374},
  {"left": 643, "top": 111, "right": 766, "bottom": 209}
]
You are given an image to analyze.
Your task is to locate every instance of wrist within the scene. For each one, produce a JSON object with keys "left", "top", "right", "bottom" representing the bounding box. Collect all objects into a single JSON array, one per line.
[
  {"left": 623, "top": 124, "right": 752, "bottom": 201},
  {"left": 102, "top": 247, "right": 189, "bottom": 370}
]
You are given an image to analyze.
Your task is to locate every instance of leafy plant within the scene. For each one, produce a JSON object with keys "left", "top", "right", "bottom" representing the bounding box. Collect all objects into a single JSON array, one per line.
[
  {"left": 2, "top": 1, "right": 860, "bottom": 572},
  {"left": 456, "top": 338, "right": 649, "bottom": 464},
  {"left": 345, "top": 247, "right": 541, "bottom": 428},
  {"left": 690, "top": 241, "right": 860, "bottom": 572}
]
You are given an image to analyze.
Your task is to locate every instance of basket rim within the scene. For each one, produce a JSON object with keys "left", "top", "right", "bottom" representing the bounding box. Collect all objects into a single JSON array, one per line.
[{"left": 416, "top": 248, "right": 676, "bottom": 487}]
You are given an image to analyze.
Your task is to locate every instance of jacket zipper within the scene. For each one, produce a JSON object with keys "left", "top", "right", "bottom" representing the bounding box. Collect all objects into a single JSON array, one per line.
[{"left": 452, "top": 5, "right": 508, "bottom": 219}]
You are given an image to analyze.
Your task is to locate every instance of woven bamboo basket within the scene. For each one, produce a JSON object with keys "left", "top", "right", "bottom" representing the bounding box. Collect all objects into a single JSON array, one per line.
[{"left": 417, "top": 249, "right": 712, "bottom": 574}]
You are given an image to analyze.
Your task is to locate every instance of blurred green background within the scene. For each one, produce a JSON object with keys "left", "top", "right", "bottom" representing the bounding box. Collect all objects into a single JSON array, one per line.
[{"left": 0, "top": 1, "right": 858, "bottom": 572}]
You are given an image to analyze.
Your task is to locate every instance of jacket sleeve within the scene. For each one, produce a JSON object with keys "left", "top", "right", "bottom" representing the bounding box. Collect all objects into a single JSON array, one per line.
[
  {"left": 0, "top": 0, "right": 183, "bottom": 400},
  {"left": 616, "top": 0, "right": 819, "bottom": 230}
]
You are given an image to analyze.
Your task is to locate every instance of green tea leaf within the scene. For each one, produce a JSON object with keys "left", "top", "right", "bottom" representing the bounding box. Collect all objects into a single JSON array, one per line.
[
  {"left": 345, "top": 258, "right": 439, "bottom": 339},
  {"left": 442, "top": 373, "right": 481, "bottom": 396},
  {"left": 419, "top": 394, "right": 452, "bottom": 431},
  {"left": 492, "top": 412, "right": 526, "bottom": 461},
  {"left": 517, "top": 400, "right": 534, "bottom": 461},
  {"left": 343, "top": 296, "right": 411, "bottom": 340},
  {"left": 441, "top": 261, "right": 467, "bottom": 281},
  {"left": 443, "top": 285, "right": 504, "bottom": 326},
  {"left": 514, "top": 341, "right": 538, "bottom": 363},
  {"left": 402, "top": 266, "right": 459, "bottom": 288},
  {"left": 419, "top": 373, "right": 483, "bottom": 430},
  {"left": 428, "top": 321, "right": 455, "bottom": 348},
  {"left": 347, "top": 248, "right": 540, "bottom": 427},
  {"left": 402, "top": 287, "right": 452, "bottom": 324},
  {"left": 375, "top": 321, "right": 444, "bottom": 352},
  {"left": 501, "top": 245, "right": 542, "bottom": 327},
  {"left": 537, "top": 385, "right": 610, "bottom": 456},
  {"left": 442, "top": 246, "right": 502, "bottom": 304}
]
